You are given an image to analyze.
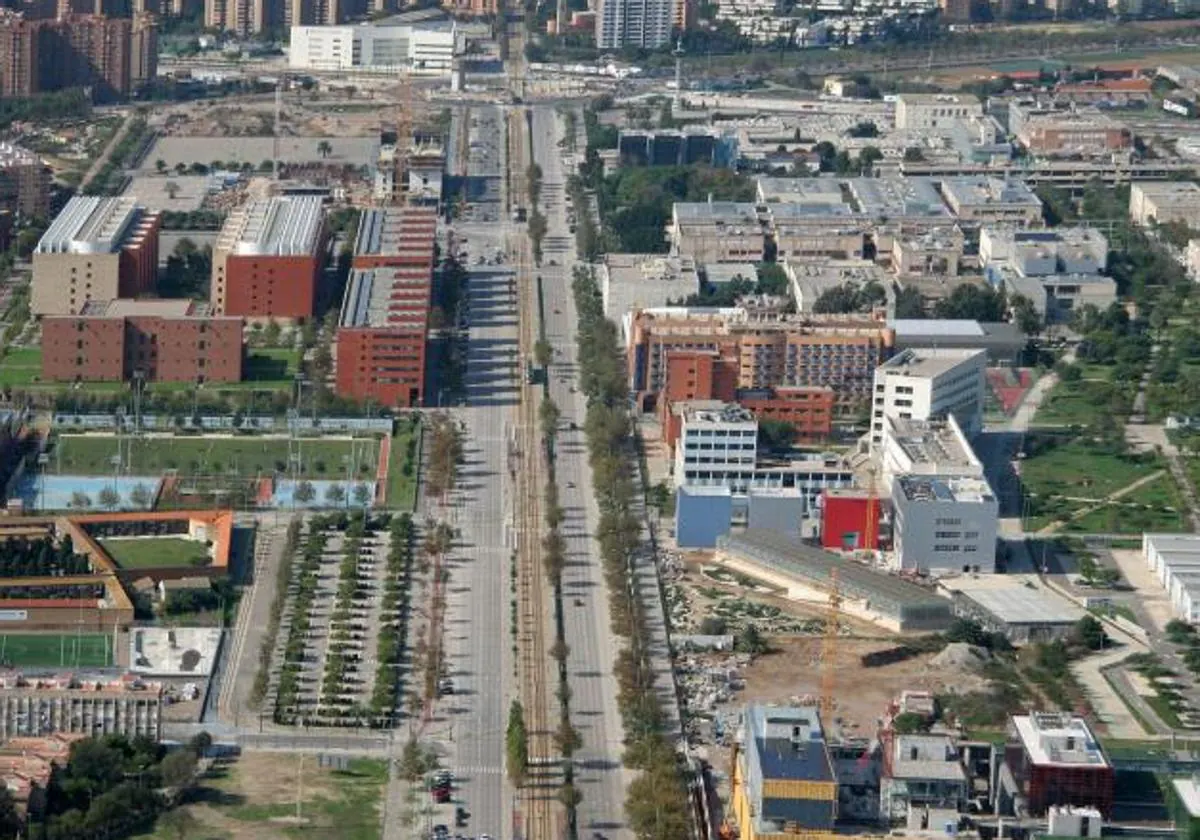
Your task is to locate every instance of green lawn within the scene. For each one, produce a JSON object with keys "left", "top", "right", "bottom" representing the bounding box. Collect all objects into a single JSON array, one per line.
[
  {"left": 99, "top": 537, "right": 210, "bottom": 570},
  {"left": 134, "top": 756, "right": 387, "bottom": 840},
  {"left": 0, "top": 348, "right": 43, "bottom": 386},
  {"left": 0, "top": 633, "right": 112, "bottom": 667},
  {"left": 1059, "top": 474, "right": 1187, "bottom": 534},
  {"left": 1021, "top": 438, "right": 1163, "bottom": 500},
  {"left": 1034, "top": 369, "right": 1134, "bottom": 427},
  {"left": 50, "top": 435, "right": 381, "bottom": 479},
  {"left": 385, "top": 422, "right": 420, "bottom": 510},
  {"left": 243, "top": 348, "right": 302, "bottom": 384}
]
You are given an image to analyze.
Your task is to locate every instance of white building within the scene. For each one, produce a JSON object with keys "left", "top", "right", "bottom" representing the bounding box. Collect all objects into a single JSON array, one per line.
[
  {"left": 289, "top": 23, "right": 458, "bottom": 74},
  {"left": 1187, "top": 239, "right": 1200, "bottom": 282},
  {"left": 1144, "top": 533, "right": 1200, "bottom": 622},
  {"left": 673, "top": 402, "right": 759, "bottom": 490},
  {"left": 980, "top": 226, "right": 1108, "bottom": 274},
  {"left": 894, "top": 93, "right": 984, "bottom": 132},
  {"left": 600, "top": 254, "right": 699, "bottom": 330},
  {"left": 879, "top": 414, "right": 984, "bottom": 488},
  {"left": 595, "top": 0, "right": 673, "bottom": 50},
  {"left": 1129, "top": 181, "right": 1200, "bottom": 226},
  {"left": 870, "top": 347, "right": 986, "bottom": 449},
  {"left": 892, "top": 474, "right": 998, "bottom": 574}
]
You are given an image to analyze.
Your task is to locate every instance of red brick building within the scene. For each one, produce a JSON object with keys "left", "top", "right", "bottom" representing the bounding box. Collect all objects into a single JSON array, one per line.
[
  {"left": 334, "top": 207, "right": 437, "bottom": 407},
  {"left": 1004, "top": 713, "right": 1114, "bottom": 818},
  {"left": 211, "top": 195, "right": 327, "bottom": 319},
  {"left": 659, "top": 349, "right": 835, "bottom": 445},
  {"left": 42, "top": 299, "right": 243, "bottom": 383}
]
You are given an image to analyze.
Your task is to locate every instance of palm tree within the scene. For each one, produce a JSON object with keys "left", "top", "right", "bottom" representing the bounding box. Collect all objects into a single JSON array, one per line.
[
  {"left": 164, "top": 181, "right": 180, "bottom": 200},
  {"left": 155, "top": 159, "right": 166, "bottom": 174},
  {"left": 317, "top": 140, "right": 332, "bottom": 159},
  {"left": 353, "top": 483, "right": 372, "bottom": 507}
]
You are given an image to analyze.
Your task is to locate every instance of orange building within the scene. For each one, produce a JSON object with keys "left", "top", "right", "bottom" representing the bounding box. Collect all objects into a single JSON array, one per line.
[
  {"left": 211, "top": 195, "right": 327, "bottom": 319},
  {"left": 42, "top": 299, "right": 243, "bottom": 384},
  {"left": 630, "top": 308, "right": 893, "bottom": 412},
  {"left": 335, "top": 207, "right": 437, "bottom": 407}
]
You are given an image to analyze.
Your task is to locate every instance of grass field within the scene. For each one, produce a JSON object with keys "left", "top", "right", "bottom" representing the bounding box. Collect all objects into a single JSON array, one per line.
[
  {"left": 244, "top": 348, "right": 303, "bottom": 385},
  {"left": 385, "top": 423, "right": 420, "bottom": 510},
  {"left": 133, "top": 753, "right": 387, "bottom": 840},
  {"left": 1021, "top": 438, "right": 1162, "bottom": 500},
  {"left": 0, "top": 348, "right": 43, "bottom": 387},
  {"left": 0, "top": 633, "right": 112, "bottom": 667},
  {"left": 50, "top": 435, "right": 381, "bottom": 479},
  {"left": 99, "top": 537, "right": 210, "bottom": 569}
]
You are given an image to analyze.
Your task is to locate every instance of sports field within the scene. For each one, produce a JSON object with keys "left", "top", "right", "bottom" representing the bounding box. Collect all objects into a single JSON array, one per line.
[
  {"left": 0, "top": 633, "right": 113, "bottom": 667},
  {"left": 50, "top": 435, "right": 382, "bottom": 479}
]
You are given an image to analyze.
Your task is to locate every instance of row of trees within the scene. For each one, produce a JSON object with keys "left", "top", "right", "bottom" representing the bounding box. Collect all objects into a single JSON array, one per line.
[
  {"left": 251, "top": 518, "right": 301, "bottom": 706},
  {"left": 84, "top": 116, "right": 152, "bottom": 197},
  {"left": 571, "top": 265, "right": 693, "bottom": 839},
  {"left": 426, "top": 413, "right": 464, "bottom": 502},
  {"left": 274, "top": 520, "right": 330, "bottom": 723},
  {"left": 370, "top": 513, "right": 414, "bottom": 718},
  {"left": 0, "top": 534, "right": 89, "bottom": 578},
  {"left": 319, "top": 513, "right": 369, "bottom": 711}
]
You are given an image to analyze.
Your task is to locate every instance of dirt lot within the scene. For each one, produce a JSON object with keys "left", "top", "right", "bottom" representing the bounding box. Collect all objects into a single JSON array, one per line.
[
  {"left": 738, "top": 637, "right": 990, "bottom": 737},
  {"left": 135, "top": 751, "right": 387, "bottom": 840}
]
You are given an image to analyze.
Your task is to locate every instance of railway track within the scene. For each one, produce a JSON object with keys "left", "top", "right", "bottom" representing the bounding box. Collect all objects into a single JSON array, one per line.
[{"left": 506, "top": 96, "right": 559, "bottom": 840}]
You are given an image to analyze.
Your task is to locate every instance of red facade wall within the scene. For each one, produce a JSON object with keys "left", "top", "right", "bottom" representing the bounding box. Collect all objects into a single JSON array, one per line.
[
  {"left": 335, "top": 327, "right": 425, "bottom": 408},
  {"left": 820, "top": 492, "right": 880, "bottom": 551},
  {"left": 42, "top": 317, "right": 124, "bottom": 381},
  {"left": 740, "top": 387, "right": 834, "bottom": 442},
  {"left": 1028, "top": 764, "right": 1114, "bottom": 817},
  {"left": 117, "top": 212, "right": 160, "bottom": 298},
  {"left": 42, "top": 314, "right": 242, "bottom": 383},
  {"left": 224, "top": 255, "right": 319, "bottom": 318}
]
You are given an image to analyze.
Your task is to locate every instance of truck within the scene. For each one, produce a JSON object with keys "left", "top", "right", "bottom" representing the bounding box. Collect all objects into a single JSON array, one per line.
[{"left": 512, "top": 206, "right": 527, "bottom": 223}]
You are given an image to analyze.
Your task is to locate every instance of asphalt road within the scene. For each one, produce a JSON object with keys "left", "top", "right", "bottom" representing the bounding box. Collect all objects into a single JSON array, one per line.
[
  {"left": 429, "top": 102, "right": 519, "bottom": 840},
  {"left": 530, "top": 105, "right": 631, "bottom": 839}
]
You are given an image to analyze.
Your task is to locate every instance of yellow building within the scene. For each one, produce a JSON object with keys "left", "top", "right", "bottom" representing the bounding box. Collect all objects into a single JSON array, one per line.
[{"left": 731, "top": 704, "right": 839, "bottom": 840}]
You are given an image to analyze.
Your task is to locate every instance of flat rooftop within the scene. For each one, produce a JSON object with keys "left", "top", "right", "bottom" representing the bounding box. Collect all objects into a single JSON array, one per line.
[
  {"left": 1011, "top": 713, "right": 1108, "bottom": 768},
  {"left": 1134, "top": 180, "right": 1200, "bottom": 199},
  {"left": 218, "top": 195, "right": 324, "bottom": 257},
  {"left": 674, "top": 202, "right": 761, "bottom": 224},
  {"left": 897, "top": 475, "right": 993, "bottom": 504},
  {"left": 744, "top": 704, "right": 833, "bottom": 783},
  {"left": 885, "top": 416, "right": 979, "bottom": 471},
  {"left": 677, "top": 401, "right": 756, "bottom": 425},
  {"left": 946, "top": 576, "right": 1085, "bottom": 625},
  {"left": 37, "top": 196, "right": 141, "bottom": 255},
  {"left": 353, "top": 207, "right": 437, "bottom": 261},
  {"left": 339, "top": 266, "right": 431, "bottom": 330},
  {"left": 0, "top": 140, "right": 39, "bottom": 167},
  {"left": 941, "top": 176, "right": 1042, "bottom": 208},
  {"left": 1174, "top": 778, "right": 1200, "bottom": 818},
  {"left": 890, "top": 318, "right": 985, "bottom": 338},
  {"left": 877, "top": 347, "right": 984, "bottom": 379},
  {"left": 79, "top": 299, "right": 205, "bottom": 318}
]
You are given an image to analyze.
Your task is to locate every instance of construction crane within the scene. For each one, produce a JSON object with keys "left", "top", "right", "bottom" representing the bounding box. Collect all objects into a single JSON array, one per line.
[
  {"left": 819, "top": 567, "right": 841, "bottom": 721},
  {"left": 395, "top": 65, "right": 412, "bottom": 207}
]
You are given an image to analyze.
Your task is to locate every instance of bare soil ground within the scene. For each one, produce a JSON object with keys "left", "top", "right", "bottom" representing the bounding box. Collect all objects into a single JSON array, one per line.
[{"left": 739, "top": 637, "right": 990, "bottom": 737}]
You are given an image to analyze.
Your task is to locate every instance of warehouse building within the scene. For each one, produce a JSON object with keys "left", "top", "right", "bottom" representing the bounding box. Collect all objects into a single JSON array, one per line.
[
  {"left": 0, "top": 674, "right": 161, "bottom": 740},
  {"left": 731, "top": 703, "right": 839, "bottom": 840},
  {"left": 942, "top": 576, "right": 1085, "bottom": 644},
  {"left": 211, "top": 195, "right": 327, "bottom": 319},
  {"left": 1143, "top": 533, "right": 1200, "bottom": 622},
  {"left": 716, "top": 529, "right": 953, "bottom": 631}
]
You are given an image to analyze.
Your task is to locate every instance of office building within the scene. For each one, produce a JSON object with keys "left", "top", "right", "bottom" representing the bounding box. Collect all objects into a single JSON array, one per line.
[
  {"left": 0, "top": 141, "right": 49, "bottom": 221},
  {"left": 288, "top": 22, "right": 458, "bottom": 73},
  {"left": 671, "top": 402, "right": 759, "bottom": 490},
  {"left": 0, "top": 673, "right": 162, "bottom": 740},
  {"left": 980, "top": 226, "right": 1108, "bottom": 274},
  {"left": 211, "top": 195, "right": 327, "bottom": 319},
  {"left": 1001, "top": 713, "right": 1113, "bottom": 817},
  {"left": 617, "top": 128, "right": 735, "bottom": 168},
  {"left": 879, "top": 415, "right": 983, "bottom": 488},
  {"left": 869, "top": 347, "right": 987, "bottom": 447},
  {"left": 1015, "top": 112, "right": 1132, "bottom": 158},
  {"left": 938, "top": 177, "right": 1043, "bottom": 225},
  {"left": 891, "top": 227, "right": 965, "bottom": 277},
  {"left": 1053, "top": 76, "right": 1152, "bottom": 106},
  {"left": 0, "top": 11, "right": 43, "bottom": 97},
  {"left": 891, "top": 474, "right": 998, "bottom": 574},
  {"left": 879, "top": 733, "right": 968, "bottom": 824},
  {"left": 334, "top": 207, "right": 437, "bottom": 407},
  {"left": 595, "top": 0, "right": 673, "bottom": 49},
  {"left": 895, "top": 94, "right": 984, "bottom": 132},
  {"left": 129, "top": 10, "right": 157, "bottom": 88},
  {"left": 32, "top": 196, "right": 160, "bottom": 316},
  {"left": 670, "top": 202, "right": 765, "bottom": 264},
  {"left": 441, "top": 0, "right": 496, "bottom": 16},
  {"left": 627, "top": 306, "right": 894, "bottom": 411},
  {"left": 731, "top": 704, "right": 839, "bottom": 840},
  {"left": 1129, "top": 181, "right": 1200, "bottom": 226},
  {"left": 890, "top": 318, "right": 1025, "bottom": 367},
  {"left": 600, "top": 253, "right": 699, "bottom": 328},
  {"left": 41, "top": 299, "right": 243, "bottom": 384}
]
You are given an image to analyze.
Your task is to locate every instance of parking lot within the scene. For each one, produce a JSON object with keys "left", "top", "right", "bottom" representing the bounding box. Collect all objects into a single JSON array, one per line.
[{"left": 135, "top": 135, "right": 382, "bottom": 172}]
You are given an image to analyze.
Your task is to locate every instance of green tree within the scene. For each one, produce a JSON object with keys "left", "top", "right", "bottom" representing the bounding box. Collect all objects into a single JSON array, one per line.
[
  {"left": 1010, "top": 293, "right": 1041, "bottom": 335},
  {"left": 1071, "top": 615, "right": 1106, "bottom": 651},
  {"left": 735, "top": 624, "right": 768, "bottom": 655},
  {"left": 353, "top": 483, "right": 372, "bottom": 507},
  {"left": 534, "top": 338, "right": 553, "bottom": 369},
  {"left": 506, "top": 700, "right": 528, "bottom": 786},
  {"left": 293, "top": 481, "right": 316, "bottom": 503},
  {"left": 891, "top": 712, "right": 928, "bottom": 734},
  {"left": 129, "top": 483, "right": 152, "bottom": 508},
  {"left": 317, "top": 140, "right": 332, "bottom": 158},
  {"left": 326, "top": 484, "right": 347, "bottom": 506},
  {"left": 159, "top": 749, "right": 198, "bottom": 788},
  {"left": 155, "top": 158, "right": 167, "bottom": 173},
  {"left": 157, "top": 809, "right": 200, "bottom": 840},
  {"left": 98, "top": 487, "right": 120, "bottom": 510},
  {"left": 164, "top": 180, "right": 181, "bottom": 199},
  {"left": 757, "top": 419, "right": 797, "bottom": 453}
]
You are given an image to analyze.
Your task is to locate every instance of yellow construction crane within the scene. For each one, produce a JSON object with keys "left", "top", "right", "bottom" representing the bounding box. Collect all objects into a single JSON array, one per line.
[
  {"left": 819, "top": 567, "right": 841, "bottom": 721},
  {"left": 863, "top": 466, "right": 878, "bottom": 553}
]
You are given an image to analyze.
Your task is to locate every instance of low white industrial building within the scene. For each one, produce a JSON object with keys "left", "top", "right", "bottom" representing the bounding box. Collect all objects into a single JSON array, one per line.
[
  {"left": 869, "top": 347, "right": 987, "bottom": 449},
  {"left": 941, "top": 575, "right": 1086, "bottom": 643},
  {"left": 892, "top": 474, "right": 998, "bottom": 574},
  {"left": 600, "top": 254, "right": 699, "bottom": 329},
  {"left": 1144, "top": 533, "right": 1200, "bottom": 622},
  {"left": 289, "top": 22, "right": 458, "bottom": 74}
]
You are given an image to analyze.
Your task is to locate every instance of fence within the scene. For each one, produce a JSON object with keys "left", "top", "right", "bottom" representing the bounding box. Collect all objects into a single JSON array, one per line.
[{"left": 51, "top": 414, "right": 397, "bottom": 434}]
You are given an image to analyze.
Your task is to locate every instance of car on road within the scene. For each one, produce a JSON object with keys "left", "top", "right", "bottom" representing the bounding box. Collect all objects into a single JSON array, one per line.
[
  {"left": 438, "top": 677, "right": 455, "bottom": 695},
  {"left": 455, "top": 806, "right": 468, "bottom": 827}
]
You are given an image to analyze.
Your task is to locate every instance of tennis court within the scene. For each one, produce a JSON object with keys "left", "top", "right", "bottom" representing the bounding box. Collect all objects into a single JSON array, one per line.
[{"left": 0, "top": 633, "right": 113, "bottom": 668}]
